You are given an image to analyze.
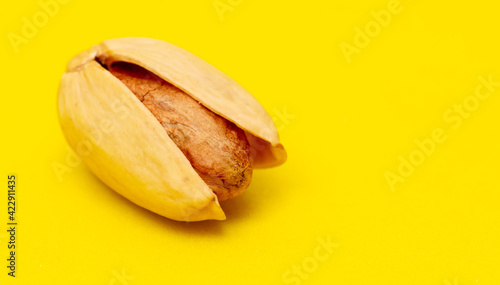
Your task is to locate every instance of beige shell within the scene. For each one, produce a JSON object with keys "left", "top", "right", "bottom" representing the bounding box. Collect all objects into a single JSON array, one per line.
[{"left": 58, "top": 37, "right": 286, "bottom": 221}]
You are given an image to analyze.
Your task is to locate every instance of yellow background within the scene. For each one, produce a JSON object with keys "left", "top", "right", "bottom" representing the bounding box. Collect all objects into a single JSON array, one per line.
[{"left": 1, "top": 0, "right": 500, "bottom": 284}]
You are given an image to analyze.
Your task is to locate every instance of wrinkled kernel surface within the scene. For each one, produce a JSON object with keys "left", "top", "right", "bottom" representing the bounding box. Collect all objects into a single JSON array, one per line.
[{"left": 107, "top": 62, "right": 253, "bottom": 201}]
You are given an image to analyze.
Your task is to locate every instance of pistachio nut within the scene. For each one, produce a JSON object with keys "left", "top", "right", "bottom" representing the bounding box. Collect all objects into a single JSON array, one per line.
[{"left": 57, "top": 37, "right": 286, "bottom": 221}]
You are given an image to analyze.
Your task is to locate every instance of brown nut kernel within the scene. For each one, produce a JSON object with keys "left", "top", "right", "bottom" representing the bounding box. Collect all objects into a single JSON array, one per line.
[{"left": 107, "top": 62, "right": 252, "bottom": 201}]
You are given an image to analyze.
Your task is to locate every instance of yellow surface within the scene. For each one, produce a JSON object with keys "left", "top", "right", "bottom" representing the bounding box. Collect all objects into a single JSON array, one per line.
[{"left": 1, "top": 0, "right": 499, "bottom": 284}]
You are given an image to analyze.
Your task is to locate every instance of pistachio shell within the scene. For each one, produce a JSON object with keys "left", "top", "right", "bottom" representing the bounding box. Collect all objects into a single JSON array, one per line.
[{"left": 58, "top": 37, "right": 287, "bottom": 221}]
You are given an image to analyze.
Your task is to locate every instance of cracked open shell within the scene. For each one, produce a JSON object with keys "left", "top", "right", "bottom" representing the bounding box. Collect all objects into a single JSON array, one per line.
[{"left": 57, "top": 37, "right": 287, "bottom": 222}]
